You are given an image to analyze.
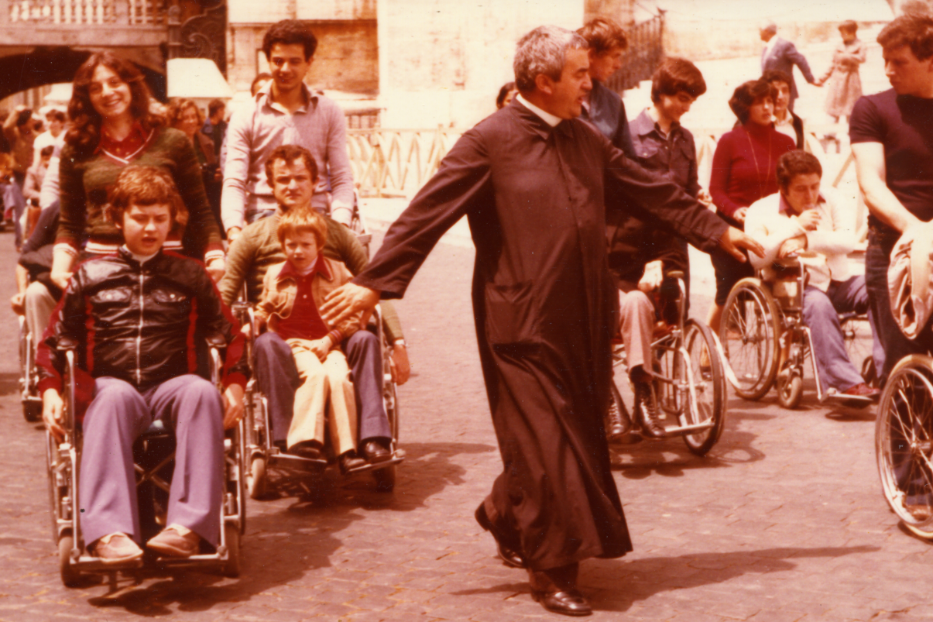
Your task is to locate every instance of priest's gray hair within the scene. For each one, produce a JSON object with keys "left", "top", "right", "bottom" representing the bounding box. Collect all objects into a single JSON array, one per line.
[{"left": 513, "top": 26, "right": 589, "bottom": 92}]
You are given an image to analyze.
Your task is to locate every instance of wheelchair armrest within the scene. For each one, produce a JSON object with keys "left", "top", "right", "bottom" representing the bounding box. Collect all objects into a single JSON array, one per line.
[
  {"left": 56, "top": 337, "right": 79, "bottom": 352},
  {"left": 667, "top": 270, "right": 685, "bottom": 281},
  {"left": 204, "top": 332, "right": 227, "bottom": 350}
]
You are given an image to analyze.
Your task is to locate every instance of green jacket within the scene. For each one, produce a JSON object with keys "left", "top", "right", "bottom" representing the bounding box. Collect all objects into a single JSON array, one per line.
[{"left": 220, "top": 212, "right": 404, "bottom": 342}]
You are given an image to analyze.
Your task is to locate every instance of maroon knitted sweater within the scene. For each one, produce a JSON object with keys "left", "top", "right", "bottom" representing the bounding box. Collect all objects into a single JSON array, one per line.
[{"left": 709, "top": 122, "right": 795, "bottom": 228}]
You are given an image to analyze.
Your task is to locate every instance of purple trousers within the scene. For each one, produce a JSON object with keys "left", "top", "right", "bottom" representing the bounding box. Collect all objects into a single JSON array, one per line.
[{"left": 78, "top": 375, "right": 224, "bottom": 547}]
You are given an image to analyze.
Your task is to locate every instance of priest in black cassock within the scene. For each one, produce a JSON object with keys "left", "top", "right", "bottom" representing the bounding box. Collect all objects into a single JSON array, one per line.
[{"left": 322, "top": 26, "right": 763, "bottom": 617}]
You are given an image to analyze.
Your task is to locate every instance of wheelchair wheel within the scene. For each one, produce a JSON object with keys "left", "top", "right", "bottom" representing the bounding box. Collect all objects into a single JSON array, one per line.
[
  {"left": 58, "top": 533, "right": 81, "bottom": 587},
  {"left": 373, "top": 464, "right": 396, "bottom": 493},
  {"left": 221, "top": 523, "right": 241, "bottom": 578},
  {"left": 682, "top": 320, "right": 726, "bottom": 456},
  {"left": 876, "top": 355, "right": 933, "bottom": 538},
  {"left": 776, "top": 367, "right": 804, "bottom": 409},
  {"left": 247, "top": 455, "right": 268, "bottom": 500},
  {"left": 720, "top": 278, "right": 782, "bottom": 401}
]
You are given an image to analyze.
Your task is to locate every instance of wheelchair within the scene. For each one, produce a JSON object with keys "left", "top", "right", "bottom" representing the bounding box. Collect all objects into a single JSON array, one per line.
[
  {"left": 875, "top": 353, "right": 933, "bottom": 539},
  {"left": 234, "top": 302, "right": 403, "bottom": 498},
  {"left": 46, "top": 342, "right": 247, "bottom": 588},
  {"left": 610, "top": 271, "right": 728, "bottom": 456},
  {"left": 18, "top": 315, "right": 42, "bottom": 422},
  {"left": 719, "top": 255, "right": 875, "bottom": 409}
]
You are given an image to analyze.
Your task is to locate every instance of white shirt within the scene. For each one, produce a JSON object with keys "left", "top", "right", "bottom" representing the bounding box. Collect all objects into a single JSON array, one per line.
[
  {"left": 31, "top": 130, "right": 65, "bottom": 167},
  {"left": 745, "top": 188, "right": 857, "bottom": 292},
  {"left": 763, "top": 35, "right": 779, "bottom": 63}
]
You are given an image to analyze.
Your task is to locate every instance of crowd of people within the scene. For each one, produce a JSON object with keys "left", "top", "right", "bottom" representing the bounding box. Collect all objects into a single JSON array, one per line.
[{"left": 3, "top": 8, "right": 933, "bottom": 617}]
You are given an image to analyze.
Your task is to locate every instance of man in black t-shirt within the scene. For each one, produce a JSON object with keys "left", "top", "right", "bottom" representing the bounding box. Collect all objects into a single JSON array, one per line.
[{"left": 850, "top": 13, "right": 933, "bottom": 385}]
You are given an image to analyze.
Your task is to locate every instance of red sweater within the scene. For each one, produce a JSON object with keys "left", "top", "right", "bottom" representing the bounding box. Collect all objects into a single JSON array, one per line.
[{"left": 709, "top": 123, "right": 795, "bottom": 228}]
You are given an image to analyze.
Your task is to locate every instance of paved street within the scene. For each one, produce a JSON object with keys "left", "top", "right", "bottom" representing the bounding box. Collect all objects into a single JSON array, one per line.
[{"left": 1, "top": 207, "right": 933, "bottom": 622}]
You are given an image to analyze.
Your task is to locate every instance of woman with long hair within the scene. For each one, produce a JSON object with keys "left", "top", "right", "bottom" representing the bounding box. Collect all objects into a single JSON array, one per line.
[
  {"left": 706, "top": 79, "right": 796, "bottom": 333},
  {"left": 168, "top": 99, "right": 222, "bottom": 233},
  {"left": 50, "top": 52, "right": 224, "bottom": 290}
]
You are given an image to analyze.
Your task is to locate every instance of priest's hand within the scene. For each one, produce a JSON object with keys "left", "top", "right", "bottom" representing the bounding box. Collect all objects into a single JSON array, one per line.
[
  {"left": 321, "top": 283, "right": 380, "bottom": 327},
  {"left": 720, "top": 227, "right": 764, "bottom": 263}
]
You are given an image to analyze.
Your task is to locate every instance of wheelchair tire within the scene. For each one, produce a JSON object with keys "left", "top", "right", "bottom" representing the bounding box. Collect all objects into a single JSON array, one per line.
[
  {"left": 58, "top": 534, "right": 81, "bottom": 587},
  {"left": 876, "top": 355, "right": 933, "bottom": 539},
  {"left": 720, "top": 278, "right": 782, "bottom": 401},
  {"left": 247, "top": 455, "right": 267, "bottom": 500},
  {"left": 221, "top": 523, "right": 241, "bottom": 577},
  {"left": 23, "top": 400, "right": 42, "bottom": 423},
  {"left": 776, "top": 370, "right": 804, "bottom": 410},
  {"left": 373, "top": 464, "right": 396, "bottom": 493},
  {"left": 682, "top": 320, "right": 727, "bottom": 456}
]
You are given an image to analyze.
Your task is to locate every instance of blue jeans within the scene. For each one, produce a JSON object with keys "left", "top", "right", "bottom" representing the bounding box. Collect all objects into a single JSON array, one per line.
[
  {"left": 253, "top": 330, "right": 391, "bottom": 445},
  {"left": 802, "top": 276, "right": 872, "bottom": 392},
  {"left": 866, "top": 229, "right": 929, "bottom": 386}
]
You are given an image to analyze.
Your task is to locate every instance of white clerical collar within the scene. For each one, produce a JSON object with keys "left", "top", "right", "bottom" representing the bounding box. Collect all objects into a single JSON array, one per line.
[
  {"left": 516, "top": 94, "right": 562, "bottom": 127},
  {"left": 122, "top": 245, "right": 158, "bottom": 264}
]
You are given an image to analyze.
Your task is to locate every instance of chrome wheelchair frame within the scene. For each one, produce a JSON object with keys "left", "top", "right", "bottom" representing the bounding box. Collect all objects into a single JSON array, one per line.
[
  {"left": 719, "top": 256, "right": 875, "bottom": 409},
  {"left": 611, "top": 271, "right": 728, "bottom": 456},
  {"left": 46, "top": 342, "right": 247, "bottom": 589}
]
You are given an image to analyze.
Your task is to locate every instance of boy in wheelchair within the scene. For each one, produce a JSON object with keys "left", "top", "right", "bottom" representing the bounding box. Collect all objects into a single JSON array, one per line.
[
  {"left": 37, "top": 166, "right": 247, "bottom": 563},
  {"left": 222, "top": 145, "right": 398, "bottom": 467},
  {"left": 254, "top": 208, "right": 368, "bottom": 472},
  {"left": 744, "top": 150, "right": 879, "bottom": 401},
  {"left": 607, "top": 201, "right": 688, "bottom": 439}
]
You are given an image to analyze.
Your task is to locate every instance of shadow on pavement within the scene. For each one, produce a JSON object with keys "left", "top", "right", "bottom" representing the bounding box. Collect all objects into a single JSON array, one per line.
[
  {"left": 583, "top": 544, "right": 881, "bottom": 613},
  {"left": 453, "top": 544, "right": 881, "bottom": 612},
  {"left": 77, "top": 441, "right": 496, "bottom": 614}
]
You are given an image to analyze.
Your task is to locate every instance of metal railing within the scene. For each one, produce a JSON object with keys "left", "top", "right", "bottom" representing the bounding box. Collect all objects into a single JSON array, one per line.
[
  {"left": 6, "top": 0, "right": 164, "bottom": 24},
  {"left": 347, "top": 127, "right": 462, "bottom": 198},
  {"left": 607, "top": 11, "right": 666, "bottom": 93},
  {"left": 347, "top": 124, "right": 859, "bottom": 223}
]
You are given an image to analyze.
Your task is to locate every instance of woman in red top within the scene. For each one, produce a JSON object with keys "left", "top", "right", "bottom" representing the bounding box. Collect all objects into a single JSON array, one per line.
[{"left": 707, "top": 79, "right": 795, "bottom": 332}]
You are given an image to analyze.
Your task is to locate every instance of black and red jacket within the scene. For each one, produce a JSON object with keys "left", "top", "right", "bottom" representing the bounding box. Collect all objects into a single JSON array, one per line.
[{"left": 38, "top": 248, "right": 247, "bottom": 395}]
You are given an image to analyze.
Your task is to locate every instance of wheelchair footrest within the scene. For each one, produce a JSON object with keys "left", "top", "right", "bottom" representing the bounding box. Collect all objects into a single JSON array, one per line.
[
  {"left": 822, "top": 391, "right": 875, "bottom": 408},
  {"left": 661, "top": 421, "right": 715, "bottom": 436},
  {"left": 343, "top": 455, "right": 404, "bottom": 475}
]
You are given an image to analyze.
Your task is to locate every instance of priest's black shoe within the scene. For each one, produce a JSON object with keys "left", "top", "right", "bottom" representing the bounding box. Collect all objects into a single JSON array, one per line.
[
  {"left": 362, "top": 439, "right": 393, "bottom": 464},
  {"left": 474, "top": 503, "right": 526, "bottom": 569},
  {"left": 528, "top": 563, "right": 592, "bottom": 616},
  {"left": 632, "top": 380, "right": 666, "bottom": 439}
]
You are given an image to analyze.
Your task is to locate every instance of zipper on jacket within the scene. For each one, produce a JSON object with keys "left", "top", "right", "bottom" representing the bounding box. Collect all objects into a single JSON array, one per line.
[{"left": 136, "top": 269, "right": 145, "bottom": 385}]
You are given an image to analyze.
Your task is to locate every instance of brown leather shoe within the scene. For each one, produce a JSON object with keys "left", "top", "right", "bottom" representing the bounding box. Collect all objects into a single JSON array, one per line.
[
  {"left": 475, "top": 502, "right": 526, "bottom": 569},
  {"left": 290, "top": 440, "right": 324, "bottom": 461},
  {"left": 633, "top": 380, "right": 666, "bottom": 439},
  {"left": 146, "top": 525, "right": 201, "bottom": 558},
  {"left": 528, "top": 563, "right": 592, "bottom": 616},
  {"left": 91, "top": 532, "right": 143, "bottom": 564}
]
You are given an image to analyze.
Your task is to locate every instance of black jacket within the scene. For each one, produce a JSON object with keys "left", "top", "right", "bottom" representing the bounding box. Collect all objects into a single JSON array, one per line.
[{"left": 38, "top": 248, "right": 247, "bottom": 393}]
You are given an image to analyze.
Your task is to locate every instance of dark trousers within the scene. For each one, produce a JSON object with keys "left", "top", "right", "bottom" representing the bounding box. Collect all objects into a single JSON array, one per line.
[
  {"left": 253, "top": 330, "right": 391, "bottom": 445},
  {"left": 79, "top": 375, "right": 224, "bottom": 547},
  {"left": 866, "top": 229, "right": 930, "bottom": 386}
]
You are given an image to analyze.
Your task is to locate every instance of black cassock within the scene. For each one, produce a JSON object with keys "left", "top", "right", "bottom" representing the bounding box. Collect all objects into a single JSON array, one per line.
[{"left": 353, "top": 101, "right": 728, "bottom": 570}]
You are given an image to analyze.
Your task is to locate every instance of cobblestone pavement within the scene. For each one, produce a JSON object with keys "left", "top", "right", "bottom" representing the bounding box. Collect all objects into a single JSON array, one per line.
[{"left": 2, "top": 212, "right": 933, "bottom": 622}]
